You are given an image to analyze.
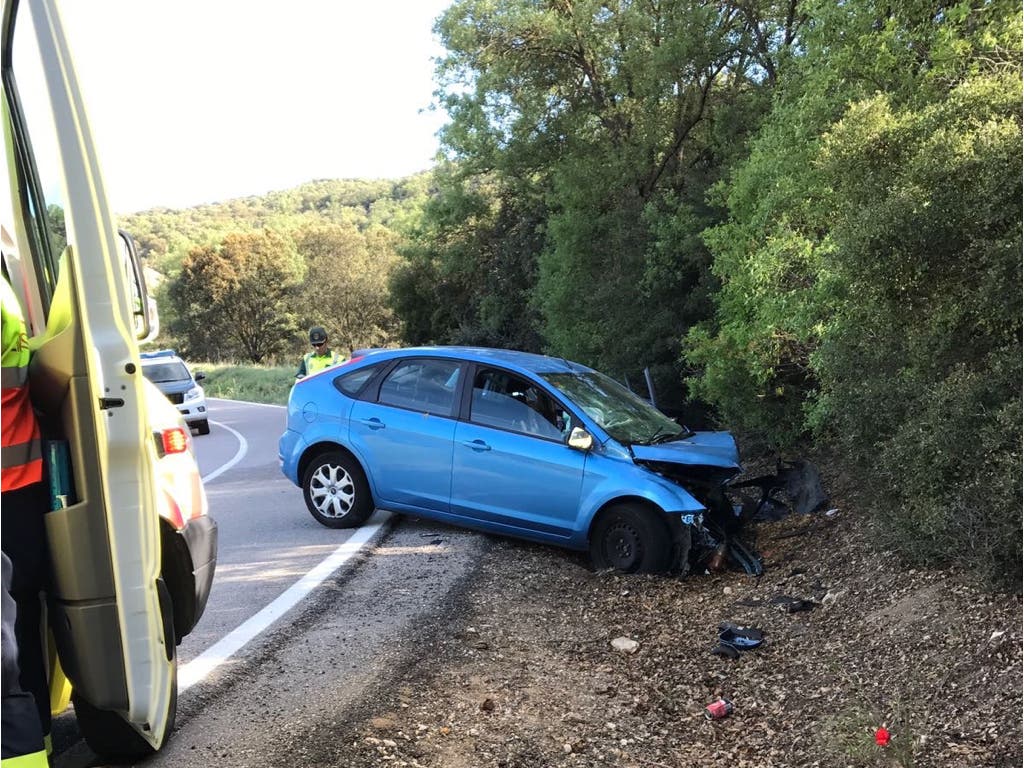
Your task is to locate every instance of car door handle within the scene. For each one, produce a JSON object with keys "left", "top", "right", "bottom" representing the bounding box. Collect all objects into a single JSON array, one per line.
[
  {"left": 463, "top": 439, "right": 491, "bottom": 452},
  {"left": 357, "top": 417, "right": 386, "bottom": 430}
]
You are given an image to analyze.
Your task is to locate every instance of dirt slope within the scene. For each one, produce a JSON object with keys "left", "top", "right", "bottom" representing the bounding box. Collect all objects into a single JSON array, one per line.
[{"left": 332, "top": 505, "right": 1022, "bottom": 768}]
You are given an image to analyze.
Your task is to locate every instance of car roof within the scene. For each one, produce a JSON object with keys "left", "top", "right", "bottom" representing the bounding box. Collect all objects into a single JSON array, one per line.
[
  {"left": 357, "top": 346, "right": 594, "bottom": 376},
  {"left": 139, "top": 349, "right": 184, "bottom": 364}
]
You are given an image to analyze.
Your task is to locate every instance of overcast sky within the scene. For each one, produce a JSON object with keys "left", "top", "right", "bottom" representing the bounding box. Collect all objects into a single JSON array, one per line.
[{"left": 57, "top": 1, "right": 452, "bottom": 214}]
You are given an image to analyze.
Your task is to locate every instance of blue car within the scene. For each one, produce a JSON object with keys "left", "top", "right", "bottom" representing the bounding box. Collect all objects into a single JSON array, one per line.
[{"left": 278, "top": 347, "right": 743, "bottom": 573}]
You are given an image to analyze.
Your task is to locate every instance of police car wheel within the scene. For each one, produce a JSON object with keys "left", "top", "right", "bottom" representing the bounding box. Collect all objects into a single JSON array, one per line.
[
  {"left": 302, "top": 450, "right": 373, "bottom": 529},
  {"left": 589, "top": 503, "right": 672, "bottom": 573}
]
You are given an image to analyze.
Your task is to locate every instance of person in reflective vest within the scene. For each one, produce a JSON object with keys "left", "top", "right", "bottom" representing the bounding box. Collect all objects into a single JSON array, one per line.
[
  {"left": 1, "top": 277, "right": 49, "bottom": 767},
  {"left": 295, "top": 325, "right": 346, "bottom": 379}
]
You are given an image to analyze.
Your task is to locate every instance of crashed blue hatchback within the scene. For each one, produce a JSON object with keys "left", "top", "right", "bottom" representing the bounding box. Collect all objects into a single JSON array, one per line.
[{"left": 279, "top": 346, "right": 755, "bottom": 574}]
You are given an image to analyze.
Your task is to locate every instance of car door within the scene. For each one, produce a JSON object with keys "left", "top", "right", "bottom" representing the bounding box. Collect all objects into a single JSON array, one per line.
[
  {"left": 348, "top": 357, "right": 463, "bottom": 513},
  {"left": 450, "top": 365, "right": 585, "bottom": 540},
  {"left": 4, "top": 0, "right": 173, "bottom": 748}
]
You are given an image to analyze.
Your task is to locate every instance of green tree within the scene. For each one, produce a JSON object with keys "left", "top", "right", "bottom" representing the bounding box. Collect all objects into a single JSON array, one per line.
[
  {"left": 295, "top": 224, "right": 402, "bottom": 355},
  {"left": 425, "top": 0, "right": 798, "bottom": 388},
  {"left": 168, "top": 230, "right": 305, "bottom": 362}
]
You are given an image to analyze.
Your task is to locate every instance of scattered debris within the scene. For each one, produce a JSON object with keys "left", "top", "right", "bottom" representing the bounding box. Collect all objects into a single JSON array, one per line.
[
  {"left": 771, "top": 595, "right": 815, "bottom": 613},
  {"left": 611, "top": 637, "right": 640, "bottom": 654},
  {"left": 704, "top": 698, "right": 734, "bottom": 720},
  {"left": 875, "top": 726, "right": 891, "bottom": 747},
  {"left": 712, "top": 622, "right": 764, "bottom": 658}
]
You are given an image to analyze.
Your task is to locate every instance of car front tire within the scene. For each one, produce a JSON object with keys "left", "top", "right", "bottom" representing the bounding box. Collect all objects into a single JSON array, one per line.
[
  {"left": 589, "top": 503, "right": 673, "bottom": 573},
  {"left": 302, "top": 450, "right": 374, "bottom": 529},
  {"left": 195, "top": 419, "right": 210, "bottom": 435}
]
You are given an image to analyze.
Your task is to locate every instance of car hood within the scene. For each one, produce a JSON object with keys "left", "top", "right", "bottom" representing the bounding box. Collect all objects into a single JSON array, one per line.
[{"left": 630, "top": 431, "right": 740, "bottom": 471}]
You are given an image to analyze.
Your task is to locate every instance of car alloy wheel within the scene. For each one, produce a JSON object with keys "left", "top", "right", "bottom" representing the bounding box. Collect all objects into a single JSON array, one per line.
[
  {"left": 301, "top": 451, "right": 373, "bottom": 529},
  {"left": 310, "top": 463, "right": 356, "bottom": 520}
]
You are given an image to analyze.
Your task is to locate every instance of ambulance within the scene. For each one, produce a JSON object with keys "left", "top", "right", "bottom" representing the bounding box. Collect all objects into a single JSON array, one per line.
[{"left": 2, "top": 0, "right": 217, "bottom": 759}]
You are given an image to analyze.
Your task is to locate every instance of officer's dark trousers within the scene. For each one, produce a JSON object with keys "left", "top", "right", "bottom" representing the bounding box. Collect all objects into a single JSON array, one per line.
[
  {"left": 1, "top": 482, "right": 51, "bottom": 741},
  {"left": 2, "top": 551, "right": 47, "bottom": 766}
]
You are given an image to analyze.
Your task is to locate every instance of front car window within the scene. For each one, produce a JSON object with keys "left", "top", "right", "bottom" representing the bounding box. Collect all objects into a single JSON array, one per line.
[
  {"left": 378, "top": 358, "right": 461, "bottom": 416},
  {"left": 470, "top": 368, "right": 570, "bottom": 441},
  {"left": 541, "top": 370, "right": 682, "bottom": 445},
  {"left": 142, "top": 362, "right": 190, "bottom": 383}
]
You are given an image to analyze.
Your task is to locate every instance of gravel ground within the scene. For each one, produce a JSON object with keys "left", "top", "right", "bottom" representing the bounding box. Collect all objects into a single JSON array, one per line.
[{"left": 325, "top": 480, "right": 1022, "bottom": 768}]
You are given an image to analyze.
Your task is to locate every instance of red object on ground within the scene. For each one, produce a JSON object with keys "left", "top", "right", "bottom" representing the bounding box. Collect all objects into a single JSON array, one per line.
[
  {"left": 704, "top": 698, "right": 733, "bottom": 720},
  {"left": 875, "top": 727, "right": 891, "bottom": 746}
]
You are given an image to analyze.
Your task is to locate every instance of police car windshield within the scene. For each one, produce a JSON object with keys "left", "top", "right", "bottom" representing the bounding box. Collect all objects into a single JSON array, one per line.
[{"left": 142, "top": 362, "right": 190, "bottom": 383}]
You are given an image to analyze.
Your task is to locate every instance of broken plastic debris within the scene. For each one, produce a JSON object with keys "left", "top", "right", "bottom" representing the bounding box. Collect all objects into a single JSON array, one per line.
[{"left": 611, "top": 637, "right": 640, "bottom": 654}]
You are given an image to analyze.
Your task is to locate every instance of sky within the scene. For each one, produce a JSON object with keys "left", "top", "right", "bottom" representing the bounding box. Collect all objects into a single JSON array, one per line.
[{"left": 57, "top": 1, "right": 453, "bottom": 214}]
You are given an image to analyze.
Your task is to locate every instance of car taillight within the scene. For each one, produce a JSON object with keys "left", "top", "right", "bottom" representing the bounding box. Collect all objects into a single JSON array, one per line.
[{"left": 155, "top": 427, "right": 190, "bottom": 457}]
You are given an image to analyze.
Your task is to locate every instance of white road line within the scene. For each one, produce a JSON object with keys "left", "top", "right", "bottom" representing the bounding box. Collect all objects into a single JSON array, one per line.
[
  {"left": 178, "top": 511, "right": 391, "bottom": 692},
  {"left": 200, "top": 420, "right": 248, "bottom": 483},
  {"left": 206, "top": 396, "right": 286, "bottom": 409}
]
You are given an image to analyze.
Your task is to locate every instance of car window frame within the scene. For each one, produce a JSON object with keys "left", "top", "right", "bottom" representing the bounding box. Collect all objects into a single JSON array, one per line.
[
  {"left": 369, "top": 355, "right": 467, "bottom": 418},
  {"left": 459, "top": 362, "right": 578, "bottom": 444}
]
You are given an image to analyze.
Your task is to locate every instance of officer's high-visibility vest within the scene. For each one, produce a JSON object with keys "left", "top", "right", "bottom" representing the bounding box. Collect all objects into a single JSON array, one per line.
[
  {"left": 1, "top": 279, "right": 42, "bottom": 493},
  {"left": 303, "top": 349, "right": 345, "bottom": 375}
]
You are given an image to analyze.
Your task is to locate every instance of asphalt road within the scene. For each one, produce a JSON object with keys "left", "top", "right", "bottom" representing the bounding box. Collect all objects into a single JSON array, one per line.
[{"left": 51, "top": 397, "right": 487, "bottom": 767}]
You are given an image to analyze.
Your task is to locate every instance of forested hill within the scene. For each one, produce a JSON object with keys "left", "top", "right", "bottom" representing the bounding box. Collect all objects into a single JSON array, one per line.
[
  {"left": 119, "top": 174, "right": 432, "bottom": 368},
  {"left": 120, "top": 174, "right": 432, "bottom": 275}
]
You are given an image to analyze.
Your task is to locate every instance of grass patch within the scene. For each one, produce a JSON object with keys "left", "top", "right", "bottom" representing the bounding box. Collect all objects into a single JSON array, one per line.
[{"left": 194, "top": 362, "right": 295, "bottom": 406}]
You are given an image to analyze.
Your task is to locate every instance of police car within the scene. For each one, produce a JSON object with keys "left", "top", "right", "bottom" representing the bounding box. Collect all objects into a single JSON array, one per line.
[{"left": 140, "top": 349, "right": 210, "bottom": 435}]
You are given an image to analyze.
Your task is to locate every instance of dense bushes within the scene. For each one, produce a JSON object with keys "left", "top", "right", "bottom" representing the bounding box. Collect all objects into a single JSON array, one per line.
[{"left": 687, "top": 1, "right": 1022, "bottom": 589}]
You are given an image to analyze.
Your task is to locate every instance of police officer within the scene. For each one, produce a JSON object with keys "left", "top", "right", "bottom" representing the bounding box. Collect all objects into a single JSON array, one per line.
[
  {"left": 295, "top": 326, "right": 346, "bottom": 379},
  {"left": 1, "top": 277, "right": 49, "bottom": 767}
]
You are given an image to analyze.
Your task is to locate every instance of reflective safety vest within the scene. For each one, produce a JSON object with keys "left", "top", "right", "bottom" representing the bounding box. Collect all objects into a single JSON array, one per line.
[
  {"left": 1, "top": 279, "right": 43, "bottom": 492},
  {"left": 303, "top": 349, "right": 345, "bottom": 375}
]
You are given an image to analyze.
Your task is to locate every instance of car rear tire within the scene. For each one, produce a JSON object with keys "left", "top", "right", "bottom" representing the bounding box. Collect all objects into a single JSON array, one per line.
[
  {"left": 195, "top": 419, "right": 210, "bottom": 435},
  {"left": 302, "top": 450, "right": 374, "bottom": 529},
  {"left": 589, "top": 503, "right": 673, "bottom": 573},
  {"left": 73, "top": 580, "right": 177, "bottom": 760}
]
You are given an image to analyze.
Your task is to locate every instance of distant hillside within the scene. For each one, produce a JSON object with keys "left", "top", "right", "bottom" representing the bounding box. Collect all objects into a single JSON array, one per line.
[{"left": 119, "top": 173, "right": 434, "bottom": 275}]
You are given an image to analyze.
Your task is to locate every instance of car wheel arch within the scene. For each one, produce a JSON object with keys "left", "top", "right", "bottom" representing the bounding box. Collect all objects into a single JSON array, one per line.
[{"left": 586, "top": 496, "right": 667, "bottom": 540}]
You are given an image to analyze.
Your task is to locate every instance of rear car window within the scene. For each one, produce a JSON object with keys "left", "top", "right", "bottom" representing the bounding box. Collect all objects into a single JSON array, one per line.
[
  {"left": 377, "top": 359, "right": 461, "bottom": 416},
  {"left": 334, "top": 363, "right": 384, "bottom": 397}
]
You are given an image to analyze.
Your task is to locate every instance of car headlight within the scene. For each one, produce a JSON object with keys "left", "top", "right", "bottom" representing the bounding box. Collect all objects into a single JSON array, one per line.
[{"left": 184, "top": 386, "right": 203, "bottom": 401}]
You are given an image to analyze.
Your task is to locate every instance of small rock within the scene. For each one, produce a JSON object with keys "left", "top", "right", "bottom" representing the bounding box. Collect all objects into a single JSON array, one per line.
[
  {"left": 563, "top": 743, "right": 573, "bottom": 754},
  {"left": 611, "top": 637, "right": 640, "bottom": 654},
  {"left": 723, "top": 586, "right": 734, "bottom": 595}
]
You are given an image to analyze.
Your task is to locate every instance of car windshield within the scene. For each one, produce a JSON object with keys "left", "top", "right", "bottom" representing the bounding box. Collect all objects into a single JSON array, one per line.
[
  {"left": 540, "top": 370, "right": 684, "bottom": 445},
  {"left": 142, "top": 361, "right": 190, "bottom": 383}
]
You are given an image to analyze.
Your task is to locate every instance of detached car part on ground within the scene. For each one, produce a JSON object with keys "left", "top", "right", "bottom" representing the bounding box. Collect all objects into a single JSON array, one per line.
[{"left": 279, "top": 346, "right": 788, "bottom": 575}]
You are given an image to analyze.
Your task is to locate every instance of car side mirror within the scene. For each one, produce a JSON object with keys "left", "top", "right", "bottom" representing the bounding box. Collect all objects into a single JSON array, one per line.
[
  {"left": 567, "top": 427, "right": 593, "bottom": 451},
  {"left": 194, "top": 372, "right": 206, "bottom": 382},
  {"left": 116, "top": 229, "right": 155, "bottom": 342}
]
